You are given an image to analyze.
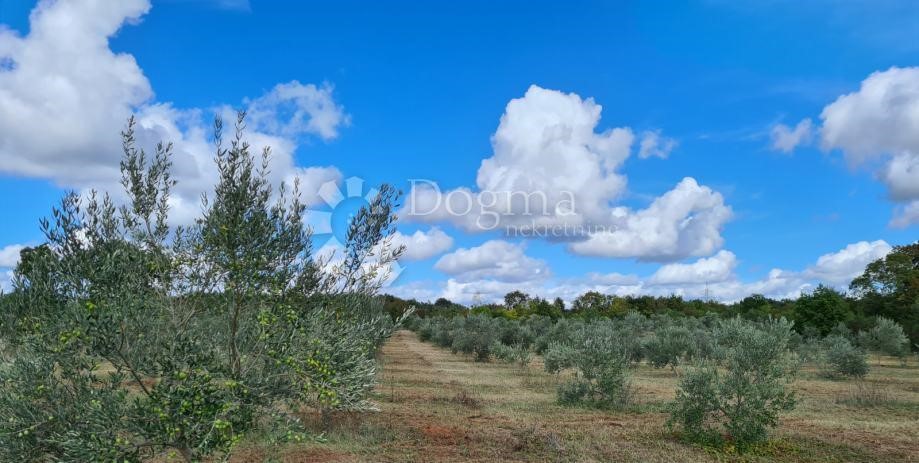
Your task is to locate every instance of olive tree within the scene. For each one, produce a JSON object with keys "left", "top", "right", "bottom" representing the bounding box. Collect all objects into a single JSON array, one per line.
[
  {"left": 544, "top": 323, "right": 632, "bottom": 409},
  {"left": 668, "top": 317, "right": 798, "bottom": 452},
  {"left": 815, "top": 335, "right": 869, "bottom": 379},
  {"left": 450, "top": 315, "right": 499, "bottom": 361},
  {"left": 0, "top": 114, "right": 407, "bottom": 462},
  {"left": 858, "top": 317, "right": 911, "bottom": 361},
  {"left": 644, "top": 324, "right": 695, "bottom": 370}
]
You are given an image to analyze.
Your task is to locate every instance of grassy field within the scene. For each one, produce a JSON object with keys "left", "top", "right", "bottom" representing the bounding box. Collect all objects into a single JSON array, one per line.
[{"left": 234, "top": 330, "right": 919, "bottom": 462}]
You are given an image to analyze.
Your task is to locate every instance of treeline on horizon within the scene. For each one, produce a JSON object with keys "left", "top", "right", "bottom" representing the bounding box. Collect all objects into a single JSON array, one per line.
[{"left": 383, "top": 242, "right": 919, "bottom": 347}]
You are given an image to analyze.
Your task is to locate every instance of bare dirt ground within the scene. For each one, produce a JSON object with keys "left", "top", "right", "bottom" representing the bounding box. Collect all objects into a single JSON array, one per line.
[{"left": 235, "top": 330, "right": 919, "bottom": 462}]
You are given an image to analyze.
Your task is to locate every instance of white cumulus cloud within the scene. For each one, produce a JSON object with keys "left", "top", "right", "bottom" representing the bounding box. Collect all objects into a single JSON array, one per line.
[
  {"left": 391, "top": 228, "right": 454, "bottom": 261},
  {"left": 0, "top": 244, "right": 25, "bottom": 268},
  {"left": 245, "top": 81, "right": 350, "bottom": 141},
  {"left": 890, "top": 201, "right": 919, "bottom": 229},
  {"left": 647, "top": 250, "right": 737, "bottom": 285},
  {"left": 804, "top": 240, "right": 892, "bottom": 286},
  {"left": 0, "top": 0, "right": 348, "bottom": 227},
  {"left": 434, "top": 240, "right": 549, "bottom": 283},
  {"left": 818, "top": 67, "right": 919, "bottom": 226},
  {"left": 0, "top": 0, "right": 153, "bottom": 182},
  {"left": 643, "top": 240, "right": 892, "bottom": 301},
  {"left": 0, "top": 244, "right": 26, "bottom": 292},
  {"left": 389, "top": 239, "right": 892, "bottom": 305},
  {"left": 568, "top": 178, "right": 732, "bottom": 261},
  {"left": 820, "top": 67, "right": 919, "bottom": 162},
  {"left": 879, "top": 152, "right": 919, "bottom": 202},
  {"left": 402, "top": 85, "right": 731, "bottom": 262}
]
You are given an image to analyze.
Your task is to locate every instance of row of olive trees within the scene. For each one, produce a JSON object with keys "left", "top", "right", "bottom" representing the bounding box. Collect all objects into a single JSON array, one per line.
[
  {"left": 412, "top": 308, "right": 911, "bottom": 377},
  {"left": 797, "top": 316, "right": 912, "bottom": 379},
  {"left": 409, "top": 310, "right": 911, "bottom": 452},
  {"left": 0, "top": 114, "right": 409, "bottom": 462}
]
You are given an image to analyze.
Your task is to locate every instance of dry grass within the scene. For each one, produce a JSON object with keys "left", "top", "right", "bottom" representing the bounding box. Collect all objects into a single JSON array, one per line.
[{"left": 232, "top": 331, "right": 919, "bottom": 462}]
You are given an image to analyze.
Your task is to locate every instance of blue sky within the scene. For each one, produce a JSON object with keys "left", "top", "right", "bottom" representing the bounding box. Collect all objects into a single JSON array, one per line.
[{"left": 0, "top": 0, "right": 916, "bottom": 303}]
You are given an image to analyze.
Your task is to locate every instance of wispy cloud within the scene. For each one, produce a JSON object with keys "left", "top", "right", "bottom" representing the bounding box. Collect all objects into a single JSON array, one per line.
[
  {"left": 211, "top": 0, "right": 250, "bottom": 11},
  {"left": 161, "top": 0, "right": 252, "bottom": 12}
]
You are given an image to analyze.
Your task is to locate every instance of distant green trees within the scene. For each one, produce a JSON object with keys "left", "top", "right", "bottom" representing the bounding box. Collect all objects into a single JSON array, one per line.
[
  {"left": 395, "top": 257, "right": 919, "bottom": 350},
  {"left": 503, "top": 290, "right": 530, "bottom": 309},
  {"left": 851, "top": 243, "right": 919, "bottom": 346},
  {"left": 793, "top": 285, "right": 851, "bottom": 336},
  {"left": 571, "top": 291, "right": 631, "bottom": 318}
]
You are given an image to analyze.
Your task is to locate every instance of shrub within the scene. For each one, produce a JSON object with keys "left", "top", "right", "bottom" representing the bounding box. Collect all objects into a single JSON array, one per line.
[
  {"left": 491, "top": 342, "right": 514, "bottom": 363},
  {"left": 689, "top": 327, "right": 717, "bottom": 361},
  {"left": 816, "top": 335, "right": 869, "bottom": 379},
  {"left": 450, "top": 315, "right": 498, "bottom": 361},
  {"left": 401, "top": 315, "right": 422, "bottom": 331},
  {"left": 496, "top": 318, "right": 535, "bottom": 347},
  {"left": 620, "top": 310, "right": 651, "bottom": 333},
  {"left": 533, "top": 318, "right": 577, "bottom": 355},
  {"left": 858, "top": 317, "right": 911, "bottom": 360},
  {"left": 545, "top": 324, "right": 632, "bottom": 409},
  {"left": 668, "top": 317, "right": 797, "bottom": 452},
  {"left": 431, "top": 320, "right": 455, "bottom": 348},
  {"left": 492, "top": 342, "right": 532, "bottom": 367},
  {"left": 829, "top": 321, "right": 854, "bottom": 341},
  {"left": 644, "top": 325, "right": 694, "bottom": 370},
  {"left": 796, "top": 332, "right": 825, "bottom": 365},
  {"left": 542, "top": 341, "right": 577, "bottom": 375},
  {"left": 557, "top": 380, "right": 593, "bottom": 405},
  {"left": 417, "top": 319, "right": 435, "bottom": 342},
  {"left": 514, "top": 346, "right": 533, "bottom": 368},
  {"left": 613, "top": 314, "right": 648, "bottom": 364}
]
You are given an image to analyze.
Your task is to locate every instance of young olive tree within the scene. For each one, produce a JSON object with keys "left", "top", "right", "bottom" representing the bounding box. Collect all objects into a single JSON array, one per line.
[
  {"left": 0, "top": 114, "right": 408, "bottom": 462},
  {"left": 668, "top": 317, "right": 798, "bottom": 452},
  {"left": 491, "top": 342, "right": 532, "bottom": 368},
  {"left": 544, "top": 323, "right": 632, "bottom": 409},
  {"left": 450, "top": 315, "right": 499, "bottom": 361},
  {"left": 858, "top": 317, "right": 911, "bottom": 361},
  {"left": 815, "top": 335, "right": 869, "bottom": 379},
  {"left": 644, "top": 324, "right": 695, "bottom": 370}
]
